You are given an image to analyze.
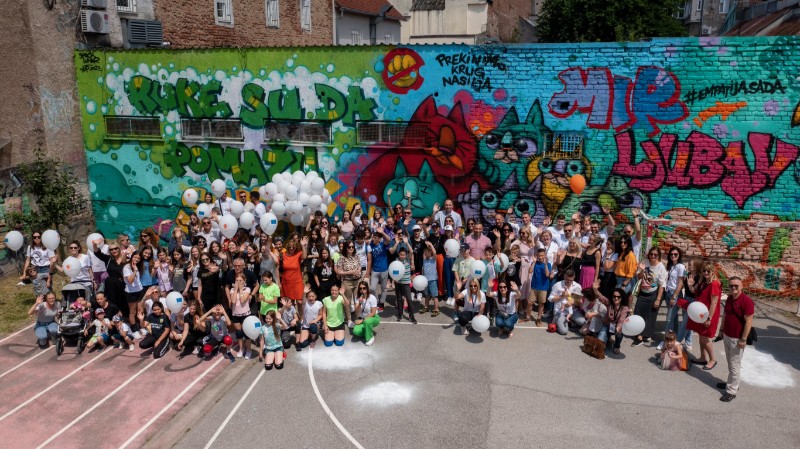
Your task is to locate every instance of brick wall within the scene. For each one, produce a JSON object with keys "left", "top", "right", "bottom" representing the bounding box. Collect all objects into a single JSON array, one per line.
[{"left": 156, "top": 0, "right": 333, "bottom": 48}]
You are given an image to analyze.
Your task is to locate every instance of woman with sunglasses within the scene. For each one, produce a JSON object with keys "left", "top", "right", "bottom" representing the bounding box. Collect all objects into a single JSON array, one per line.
[
  {"left": 171, "top": 247, "right": 190, "bottom": 299},
  {"left": 604, "top": 286, "right": 630, "bottom": 355},
  {"left": 686, "top": 261, "right": 721, "bottom": 370},
  {"left": 631, "top": 247, "right": 667, "bottom": 347},
  {"left": 454, "top": 278, "right": 486, "bottom": 335},
  {"left": 92, "top": 238, "right": 130, "bottom": 318},
  {"left": 55, "top": 241, "right": 94, "bottom": 302},
  {"left": 209, "top": 241, "right": 228, "bottom": 275},
  {"left": 657, "top": 246, "right": 687, "bottom": 351},
  {"left": 186, "top": 246, "right": 202, "bottom": 302},
  {"left": 337, "top": 210, "right": 355, "bottom": 241},
  {"left": 197, "top": 253, "right": 222, "bottom": 313},
  {"left": 123, "top": 251, "right": 146, "bottom": 329},
  {"left": 313, "top": 247, "right": 337, "bottom": 299},
  {"left": 138, "top": 246, "right": 158, "bottom": 295},
  {"left": 493, "top": 281, "right": 520, "bottom": 337},
  {"left": 614, "top": 235, "right": 637, "bottom": 295},
  {"left": 352, "top": 280, "right": 379, "bottom": 345},
  {"left": 20, "top": 231, "right": 55, "bottom": 287}
]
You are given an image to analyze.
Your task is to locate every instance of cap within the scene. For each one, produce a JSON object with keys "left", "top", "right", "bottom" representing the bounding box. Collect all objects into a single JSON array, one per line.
[
  {"left": 431, "top": 222, "right": 440, "bottom": 227},
  {"left": 95, "top": 308, "right": 105, "bottom": 315},
  {"left": 444, "top": 225, "right": 454, "bottom": 231},
  {"left": 460, "top": 243, "right": 470, "bottom": 250},
  {"left": 412, "top": 225, "right": 421, "bottom": 231},
  {"left": 112, "top": 315, "right": 122, "bottom": 322}
]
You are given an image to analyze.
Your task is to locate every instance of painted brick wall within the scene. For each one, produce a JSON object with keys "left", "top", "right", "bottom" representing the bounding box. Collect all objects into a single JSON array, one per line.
[
  {"left": 156, "top": 0, "right": 333, "bottom": 48},
  {"left": 75, "top": 37, "right": 800, "bottom": 298}
]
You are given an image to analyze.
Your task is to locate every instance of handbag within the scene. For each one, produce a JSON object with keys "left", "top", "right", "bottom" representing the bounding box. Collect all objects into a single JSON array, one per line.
[
  {"left": 746, "top": 327, "right": 757, "bottom": 345},
  {"left": 679, "top": 349, "right": 689, "bottom": 371}
]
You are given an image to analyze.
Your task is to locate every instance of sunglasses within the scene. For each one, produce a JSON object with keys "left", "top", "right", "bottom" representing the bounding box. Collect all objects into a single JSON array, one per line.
[
  {"left": 404, "top": 211, "right": 412, "bottom": 215},
  {"left": 359, "top": 287, "right": 368, "bottom": 290},
  {"left": 69, "top": 246, "right": 78, "bottom": 249},
  {"left": 703, "top": 269, "right": 712, "bottom": 273},
  {"left": 612, "top": 294, "right": 622, "bottom": 298},
  {"left": 33, "top": 235, "right": 41, "bottom": 239},
  {"left": 498, "top": 285, "right": 508, "bottom": 289},
  {"left": 109, "top": 247, "right": 120, "bottom": 251},
  {"left": 201, "top": 258, "right": 210, "bottom": 262},
  {"left": 670, "top": 253, "right": 679, "bottom": 256},
  {"left": 730, "top": 285, "right": 741, "bottom": 289}
]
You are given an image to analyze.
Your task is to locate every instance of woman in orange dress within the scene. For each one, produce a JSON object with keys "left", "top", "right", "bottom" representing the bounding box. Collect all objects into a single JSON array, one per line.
[
  {"left": 281, "top": 236, "right": 308, "bottom": 318},
  {"left": 686, "top": 261, "right": 721, "bottom": 370}
]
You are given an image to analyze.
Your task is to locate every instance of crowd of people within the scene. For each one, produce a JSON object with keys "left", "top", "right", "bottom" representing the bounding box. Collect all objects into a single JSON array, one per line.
[{"left": 22, "top": 190, "right": 755, "bottom": 401}]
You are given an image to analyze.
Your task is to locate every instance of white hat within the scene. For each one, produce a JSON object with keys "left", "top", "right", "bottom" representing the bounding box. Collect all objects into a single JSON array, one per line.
[{"left": 444, "top": 225, "right": 454, "bottom": 231}]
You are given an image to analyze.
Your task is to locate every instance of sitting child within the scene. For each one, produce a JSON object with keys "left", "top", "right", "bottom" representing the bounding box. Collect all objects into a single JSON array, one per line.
[
  {"left": 71, "top": 296, "right": 92, "bottom": 321},
  {"left": 200, "top": 304, "right": 235, "bottom": 362},
  {"left": 657, "top": 331, "right": 684, "bottom": 371},
  {"left": 279, "top": 297, "right": 298, "bottom": 349},
  {"left": 553, "top": 296, "right": 574, "bottom": 336},
  {"left": 85, "top": 308, "right": 111, "bottom": 351},
  {"left": 109, "top": 315, "right": 136, "bottom": 351}
]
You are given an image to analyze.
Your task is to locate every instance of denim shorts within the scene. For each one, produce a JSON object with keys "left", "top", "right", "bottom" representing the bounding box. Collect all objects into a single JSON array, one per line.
[{"left": 425, "top": 280, "right": 438, "bottom": 297}]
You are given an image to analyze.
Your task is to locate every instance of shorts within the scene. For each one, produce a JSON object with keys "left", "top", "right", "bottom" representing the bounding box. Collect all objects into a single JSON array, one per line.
[
  {"left": 231, "top": 314, "right": 250, "bottom": 324},
  {"left": 533, "top": 290, "right": 548, "bottom": 304},
  {"left": 425, "top": 280, "right": 438, "bottom": 297},
  {"left": 126, "top": 290, "right": 145, "bottom": 303},
  {"left": 326, "top": 322, "right": 345, "bottom": 332},
  {"left": 90, "top": 334, "right": 110, "bottom": 344},
  {"left": 263, "top": 346, "right": 284, "bottom": 353}
]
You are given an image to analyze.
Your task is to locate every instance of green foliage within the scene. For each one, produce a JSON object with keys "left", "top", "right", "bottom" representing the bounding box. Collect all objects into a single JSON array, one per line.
[
  {"left": 7, "top": 147, "right": 86, "bottom": 234},
  {"left": 537, "top": 0, "right": 687, "bottom": 43}
]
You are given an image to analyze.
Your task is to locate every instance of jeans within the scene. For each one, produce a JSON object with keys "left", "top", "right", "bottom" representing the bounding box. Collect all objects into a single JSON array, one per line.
[
  {"left": 353, "top": 315, "right": 380, "bottom": 342},
  {"left": 676, "top": 297, "right": 694, "bottom": 346},
  {"left": 495, "top": 313, "right": 518, "bottom": 332},
  {"left": 35, "top": 321, "right": 58, "bottom": 342},
  {"left": 443, "top": 257, "right": 455, "bottom": 298},
  {"left": 458, "top": 310, "right": 477, "bottom": 327},
  {"left": 370, "top": 270, "right": 389, "bottom": 306},
  {"left": 663, "top": 289, "right": 680, "bottom": 334},
  {"left": 616, "top": 276, "right": 633, "bottom": 295},
  {"left": 395, "top": 283, "right": 415, "bottom": 319}
]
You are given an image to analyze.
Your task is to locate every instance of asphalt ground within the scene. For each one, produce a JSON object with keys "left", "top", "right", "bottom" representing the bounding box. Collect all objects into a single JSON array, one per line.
[{"left": 159, "top": 299, "right": 800, "bottom": 449}]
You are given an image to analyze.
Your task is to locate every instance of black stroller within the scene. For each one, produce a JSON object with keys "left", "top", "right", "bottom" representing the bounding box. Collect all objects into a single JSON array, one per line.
[{"left": 55, "top": 283, "right": 91, "bottom": 355}]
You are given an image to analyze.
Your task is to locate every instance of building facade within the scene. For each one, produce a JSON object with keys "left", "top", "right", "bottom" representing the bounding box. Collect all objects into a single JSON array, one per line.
[
  {"left": 335, "top": 0, "right": 404, "bottom": 45},
  {"left": 405, "top": 0, "right": 532, "bottom": 43}
]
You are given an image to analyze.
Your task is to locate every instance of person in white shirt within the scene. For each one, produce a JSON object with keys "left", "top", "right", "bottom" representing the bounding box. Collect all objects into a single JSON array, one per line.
[
  {"left": 216, "top": 192, "right": 233, "bottom": 216},
  {"left": 454, "top": 278, "right": 485, "bottom": 335},
  {"left": 519, "top": 211, "right": 538, "bottom": 239},
  {"left": 433, "top": 199, "right": 463, "bottom": 229},
  {"left": 548, "top": 269, "right": 584, "bottom": 334},
  {"left": 196, "top": 218, "right": 220, "bottom": 249},
  {"left": 545, "top": 214, "right": 567, "bottom": 248}
]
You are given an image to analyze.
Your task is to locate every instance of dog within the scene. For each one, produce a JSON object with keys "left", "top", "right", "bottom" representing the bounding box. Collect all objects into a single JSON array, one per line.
[{"left": 582, "top": 335, "right": 606, "bottom": 360}]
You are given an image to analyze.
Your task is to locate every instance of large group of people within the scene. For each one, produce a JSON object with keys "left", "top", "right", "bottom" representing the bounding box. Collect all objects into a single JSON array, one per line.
[{"left": 22, "top": 190, "right": 755, "bottom": 401}]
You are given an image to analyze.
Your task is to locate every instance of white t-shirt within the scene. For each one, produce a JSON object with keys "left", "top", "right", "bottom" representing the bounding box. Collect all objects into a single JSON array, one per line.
[
  {"left": 90, "top": 244, "right": 109, "bottom": 273},
  {"left": 27, "top": 246, "right": 54, "bottom": 268},
  {"left": 460, "top": 289, "right": 486, "bottom": 313},
  {"left": 641, "top": 261, "right": 667, "bottom": 294},
  {"left": 434, "top": 210, "right": 463, "bottom": 229},
  {"left": 123, "top": 264, "right": 143, "bottom": 293},
  {"left": 70, "top": 254, "right": 93, "bottom": 283},
  {"left": 302, "top": 300, "right": 324, "bottom": 328},
  {"left": 665, "top": 263, "right": 686, "bottom": 292},
  {"left": 496, "top": 292, "right": 517, "bottom": 315},
  {"left": 357, "top": 294, "right": 378, "bottom": 319},
  {"left": 631, "top": 235, "right": 642, "bottom": 261},
  {"left": 546, "top": 226, "right": 565, "bottom": 248}
]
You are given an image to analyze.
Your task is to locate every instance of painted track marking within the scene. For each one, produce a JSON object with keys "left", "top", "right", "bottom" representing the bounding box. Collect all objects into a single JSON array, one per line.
[
  {"left": 202, "top": 368, "right": 265, "bottom": 449},
  {"left": 382, "top": 320, "right": 546, "bottom": 330},
  {"left": 119, "top": 356, "right": 224, "bottom": 449},
  {"left": 0, "top": 346, "right": 54, "bottom": 380},
  {"left": 35, "top": 358, "right": 160, "bottom": 449},
  {"left": 308, "top": 346, "right": 365, "bottom": 449},
  {"left": 0, "top": 323, "right": 34, "bottom": 344}
]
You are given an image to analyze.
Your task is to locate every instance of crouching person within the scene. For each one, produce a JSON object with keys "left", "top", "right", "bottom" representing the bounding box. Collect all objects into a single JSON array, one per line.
[{"left": 139, "top": 301, "right": 171, "bottom": 358}]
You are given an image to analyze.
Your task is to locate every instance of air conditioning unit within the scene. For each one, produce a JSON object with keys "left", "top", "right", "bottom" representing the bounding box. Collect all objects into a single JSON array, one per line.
[
  {"left": 701, "top": 27, "right": 711, "bottom": 35},
  {"left": 81, "top": 10, "right": 110, "bottom": 34},
  {"left": 124, "top": 19, "right": 164, "bottom": 48},
  {"left": 81, "top": 0, "right": 108, "bottom": 8}
]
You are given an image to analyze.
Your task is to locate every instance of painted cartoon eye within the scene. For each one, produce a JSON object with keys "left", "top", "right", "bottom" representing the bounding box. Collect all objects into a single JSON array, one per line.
[
  {"left": 538, "top": 158, "right": 554, "bottom": 174},
  {"left": 579, "top": 202, "right": 602, "bottom": 216},
  {"left": 513, "top": 138, "right": 538, "bottom": 157},
  {"left": 565, "top": 160, "right": 585, "bottom": 176},
  {"left": 619, "top": 192, "right": 646, "bottom": 209},
  {"left": 485, "top": 134, "right": 500, "bottom": 150},
  {"left": 514, "top": 198, "right": 536, "bottom": 216},
  {"left": 481, "top": 191, "right": 499, "bottom": 210}
]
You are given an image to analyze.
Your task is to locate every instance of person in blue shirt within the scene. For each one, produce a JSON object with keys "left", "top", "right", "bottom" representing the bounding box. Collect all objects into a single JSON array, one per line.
[
  {"left": 530, "top": 248, "right": 552, "bottom": 327},
  {"left": 366, "top": 228, "right": 391, "bottom": 310}
]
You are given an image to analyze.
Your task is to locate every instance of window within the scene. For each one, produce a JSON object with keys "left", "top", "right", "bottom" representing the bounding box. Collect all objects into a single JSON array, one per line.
[
  {"left": 696, "top": 0, "right": 702, "bottom": 11},
  {"left": 265, "top": 0, "right": 279, "bottom": 27},
  {"left": 356, "top": 121, "right": 429, "bottom": 147},
  {"left": 265, "top": 121, "right": 332, "bottom": 145},
  {"left": 673, "top": 1, "right": 688, "bottom": 18},
  {"left": 719, "top": 0, "right": 729, "bottom": 14},
  {"left": 300, "top": 0, "right": 311, "bottom": 31},
  {"left": 541, "top": 132, "right": 585, "bottom": 159},
  {"left": 351, "top": 30, "right": 362, "bottom": 45},
  {"left": 105, "top": 116, "right": 161, "bottom": 139},
  {"left": 215, "top": 0, "right": 233, "bottom": 26},
  {"left": 116, "top": 0, "right": 136, "bottom": 14},
  {"left": 384, "top": 33, "right": 393, "bottom": 43},
  {"left": 181, "top": 118, "right": 243, "bottom": 141}
]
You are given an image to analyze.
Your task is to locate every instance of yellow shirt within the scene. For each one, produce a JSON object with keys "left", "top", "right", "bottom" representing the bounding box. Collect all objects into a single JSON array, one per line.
[{"left": 614, "top": 252, "right": 638, "bottom": 278}]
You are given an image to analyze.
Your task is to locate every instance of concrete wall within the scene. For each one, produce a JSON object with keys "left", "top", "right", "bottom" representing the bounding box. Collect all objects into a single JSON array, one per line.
[
  {"left": 408, "top": 0, "right": 487, "bottom": 43},
  {"left": 336, "top": 12, "right": 401, "bottom": 45}
]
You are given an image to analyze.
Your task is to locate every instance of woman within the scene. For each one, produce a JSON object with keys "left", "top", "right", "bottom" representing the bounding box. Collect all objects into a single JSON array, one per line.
[
  {"left": 579, "top": 235, "right": 602, "bottom": 289},
  {"left": 123, "top": 251, "right": 145, "bottom": 328},
  {"left": 599, "top": 236, "right": 618, "bottom": 299},
  {"left": 138, "top": 228, "right": 159, "bottom": 255},
  {"left": 281, "top": 236, "right": 308, "bottom": 319},
  {"left": 556, "top": 238, "right": 583, "bottom": 282},
  {"left": 172, "top": 248, "right": 189, "bottom": 299},
  {"left": 209, "top": 241, "right": 228, "bottom": 274},
  {"left": 138, "top": 246, "right": 158, "bottom": 291},
  {"left": 350, "top": 203, "right": 365, "bottom": 228},
  {"left": 93, "top": 239, "right": 129, "bottom": 316},
  {"left": 305, "top": 229, "right": 323, "bottom": 292},
  {"left": 614, "top": 235, "right": 637, "bottom": 295},
  {"left": 259, "top": 237, "right": 280, "bottom": 287},
  {"left": 578, "top": 283, "right": 608, "bottom": 338},
  {"left": 243, "top": 243, "right": 261, "bottom": 276},
  {"left": 659, "top": 246, "right": 687, "bottom": 350},
  {"left": 604, "top": 287, "right": 629, "bottom": 355},
  {"left": 224, "top": 240, "right": 241, "bottom": 271},
  {"left": 464, "top": 218, "right": 476, "bottom": 241},
  {"left": 197, "top": 253, "right": 222, "bottom": 313},
  {"left": 154, "top": 248, "right": 173, "bottom": 294},
  {"left": 176, "top": 301, "right": 205, "bottom": 355},
  {"left": 313, "top": 247, "right": 337, "bottom": 298},
  {"left": 455, "top": 279, "right": 486, "bottom": 335},
  {"left": 28, "top": 292, "right": 60, "bottom": 348},
  {"left": 352, "top": 281, "right": 379, "bottom": 346},
  {"left": 322, "top": 285, "right": 349, "bottom": 347},
  {"left": 686, "top": 261, "right": 721, "bottom": 370},
  {"left": 297, "top": 286, "right": 323, "bottom": 349},
  {"left": 510, "top": 228, "right": 535, "bottom": 320},
  {"left": 367, "top": 209, "right": 385, "bottom": 231},
  {"left": 677, "top": 258, "right": 700, "bottom": 350},
  {"left": 162, "top": 226, "right": 192, "bottom": 257},
  {"left": 336, "top": 241, "right": 362, "bottom": 312},
  {"left": 187, "top": 246, "right": 202, "bottom": 302},
  {"left": 391, "top": 203, "right": 404, "bottom": 224},
  {"left": 20, "top": 231, "right": 55, "bottom": 287},
  {"left": 337, "top": 210, "right": 355, "bottom": 240},
  {"left": 229, "top": 273, "right": 253, "bottom": 358},
  {"left": 56, "top": 241, "right": 94, "bottom": 302},
  {"left": 631, "top": 247, "right": 667, "bottom": 347},
  {"left": 493, "top": 281, "right": 519, "bottom": 337}
]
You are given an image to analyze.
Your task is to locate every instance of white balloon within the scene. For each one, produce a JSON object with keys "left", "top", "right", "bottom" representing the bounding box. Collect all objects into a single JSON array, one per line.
[
  {"left": 260, "top": 213, "right": 279, "bottom": 235},
  {"left": 494, "top": 253, "right": 510, "bottom": 273},
  {"left": 289, "top": 200, "right": 304, "bottom": 214},
  {"left": 298, "top": 192, "right": 310, "bottom": 206},
  {"left": 165, "top": 292, "right": 184, "bottom": 314},
  {"left": 239, "top": 212, "right": 255, "bottom": 229},
  {"left": 292, "top": 171, "right": 305, "bottom": 185},
  {"left": 4, "top": 231, "right": 24, "bottom": 251},
  {"left": 318, "top": 203, "right": 328, "bottom": 214},
  {"left": 388, "top": 260, "right": 405, "bottom": 281},
  {"left": 211, "top": 179, "right": 226, "bottom": 197},
  {"left": 219, "top": 215, "right": 239, "bottom": 239},
  {"left": 299, "top": 180, "right": 312, "bottom": 194},
  {"left": 322, "top": 190, "right": 331, "bottom": 202},
  {"left": 471, "top": 314, "right": 490, "bottom": 333},
  {"left": 285, "top": 184, "right": 299, "bottom": 200},
  {"left": 276, "top": 180, "right": 289, "bottom": 193},
  {"left": 196, "top": 203, "right": 212, "bottom": 219},
  {"left": 271, "top": 201, "right": 286, "bottom": 216},
  {"left": 290, "top": 213, "right": 304, "bottom": 226},
  {"left": 62, "top": 256, "right": 82, "bottom": 278},
  {"left": 444, "top": 239, "right": 460, "bottom": 258},
  {"left": 281, "top": 172, "right": 293, "bottom": 183},
  {"left": 688, "top": 301, "right": 710, "bottom": 323},
  {"left": 622, "top": 315, "right": 646, "bottom": 336},
  {"left": 41, "top": 230, "right": 60, "bottom": 251},
  {"left": 470, "top": 260, "right": 485, "bottom": 279},
  {"left": 271, "top": 173, "right": 283, "bottom": 184},
  {"left": 265, "top": 182, "right": 278, "bottom": 198},
  {"left": 242, "top": 316, "right": 262, "bottom": 340},
  {"left": 311, "top": 177, "right": 325, "bottom": 194},
  {"left": 306, "top": 171, "right": 319, "bottom": 181},
  {"left": 244, "top": 202, "right": 255, "bottom": 212},
  {"left": 273, "top": 193, "right": 286, "bottom": 203},
  {"left": 85, "top": 233, "right": 104, "bottom": 252},
  {"left": 230, "top": 201, "right": 244, "bottom": 218},
  {"left": 258, "top": 185, "right": 268, "bottom": 199},
  {"left": 309, "top": 194, "right": 322, "bottom": 209},
  {"left": 412, "top": 275, "right": 428, "bottom": 292},
  {"left": 182, "top": 189, "right": 198, "bottom": 206}
]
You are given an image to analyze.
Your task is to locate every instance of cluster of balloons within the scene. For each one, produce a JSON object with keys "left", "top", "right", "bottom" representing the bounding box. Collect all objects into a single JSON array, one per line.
[{"left": 3, "top": 229, "right": 61, "bottom": 252}]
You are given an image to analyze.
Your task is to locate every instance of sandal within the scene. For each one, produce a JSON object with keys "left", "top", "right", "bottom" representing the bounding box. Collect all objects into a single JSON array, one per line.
[
  {"left": 419, "top": 307, "right": 429, "bottom": 314},
  {"left": 702, "top": 361, "right": 717, "bottom": 370},
  {"left": 690, "top": 358, "right": 708, "bottom": 365},
  {"left": 431, "top": 310, "right": 440, "bottom": 318}
]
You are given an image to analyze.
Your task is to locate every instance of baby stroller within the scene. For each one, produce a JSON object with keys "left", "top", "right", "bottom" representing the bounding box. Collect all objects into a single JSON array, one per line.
[{"left": 55, "top": 283, "right": 91, "bottom": 355}]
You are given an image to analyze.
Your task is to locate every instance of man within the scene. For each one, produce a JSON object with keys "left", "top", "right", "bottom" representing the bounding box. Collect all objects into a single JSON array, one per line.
[
  {"left": 433, "top": 199, "right": 463, "bottom": 229},
  {"left": 557, "top": 223, "right": 575, "bottom": 250},
  {"left": 224, "top": 258, "right": 259, "bottom": 309},
  {"left": 464, "top": 222, "right": 492, "bottom": 260},
  {"left": 366, "top": 228, "right": 391, "bottom": 310},
  {"left": 623, "top": 208, "right": 643, "bottom": 261},
  {"left": 399, "top": 207, "right": 416, "bottom": 236},
  {"left": 197, "top": 218, "right": 220, "bottom": 249},
  {"left": 547, "top": 269, "right": 584, "bottom": 334},
  {"left": 353, "top": 230, "right": 369, "bottom": 276},
  {"left": 216, "top": 191, "right": 233, "bottom": 216},
  {"left": 409, "top": 225, "right": 426, "bottom": 276},
  {"left": 487, "top": 212, "right": 506, "bottom": 249},
  {"left": 520, "top": 211, "right": 538, "bottom": 239},
  {"left": 251, "top": 191, "right": 266, "bottom": 223},
  {"left": 717, "top": 277, "right": 754, "bottom": 402},
  {"left": 546, "top": 214, "right": 566, "bottom": 248},
  {"left": 450, "top": 243, "right": 475, "bottom": 319}
]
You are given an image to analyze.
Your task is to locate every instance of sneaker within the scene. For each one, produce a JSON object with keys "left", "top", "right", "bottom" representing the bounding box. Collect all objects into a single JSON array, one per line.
[
  {"left": 129, "top": 344, "right": 135, "bottom": 352},
  {"left": 132, "top": 331, "right": 141, "bottom": 340},
  {"left": 244, "top": 351, "right": 254, "bottom": 360},
  {"left": 656, "top": 342, "right": 665, "bottom": 351},
  {"left": 378, "top": 305, "right": 385, "bottom": 312},
  {"left": 227, "top": 352, "right": 236, "bottom": 363},
  {"left": 236, "top": 351, "right": 244, "bottom": 358},
  {"left": 684, "top": 343, "right": 693, "bottom": 351},
  {"left": 410, "top": 318, "right": 417, "bottom": 325},
  {"left": 397, "top": 316, "right": 402, "bottom": 322},
  {"left": 115, "top": 343, "right": 122, "bottom": 349},
  {"left": 720, "top": 392, "right": 736, "bottom": 402},
  {"left": 310, "top": 340, "right": 316, "bottom": 348},
  {"left": 631, "top": 339, "right": 645, "bottom": 347},
  {"left": 447, "top": 297, "right": 454, "bottom": 306},
  {"left": 348, "top": 320, "right": 355, "bottom": 329},
  {"left": 192, "top": 346, "right": 200, "bottom": 355},
  {"left": 365, "top": 336, "right": 375, "bottom": 346},
  {"left": 452, "top": 312, "right": 458, "bottom": 323}
]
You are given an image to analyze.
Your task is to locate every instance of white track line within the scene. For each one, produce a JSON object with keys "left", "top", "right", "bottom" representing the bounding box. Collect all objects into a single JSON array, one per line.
[
  {"left": 382, "top": 320, "right": 546, "bottom": 330},
  {"left": 120, "top": 356, "right": 224, "bottom": 449},
  {"left": 0, "top": 350, "right": 109, "bottom": 422},
  {"left": 0, "top": 323, "right": 34, "bottom": 344},
  {"left": 35, "top": 358, "right": 160, "bottom": 449},
  {"left": 308, "top": 347, "right": 365, "bottom": 449},
  {"left": 0, "top": 346, "right": 53, "bottom": 380},
  {"left": 203, "top": 368, "right": 265, "bottom": 449}
]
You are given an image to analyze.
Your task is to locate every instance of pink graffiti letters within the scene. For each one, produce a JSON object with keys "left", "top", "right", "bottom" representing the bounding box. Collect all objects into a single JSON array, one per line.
[
  {"left": 548, "top": 66, "right": 688, "bottom": 137},
  {"left": 612, "top": 131, "right": 799, "bottom": 208}
]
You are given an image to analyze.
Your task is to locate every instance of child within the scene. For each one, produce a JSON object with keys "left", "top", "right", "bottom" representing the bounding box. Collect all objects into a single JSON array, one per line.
[
  {"left": 657, "top": 331, "right": 684, "bottom": 371},
  {"left": 481, "top": 247, "right": 505, "bottom": 325},
  {"left": 390, "top": 245, "right": 417, "bottom": 324},
  {"left": 70, "top": 296, "right": 92, "bottom": 321},
  {"left": 279, "top": 296, "right": 299, "bottom": 350},
  {"left": 529, "top": 248, "right": 552, "bottom": 327},
  {"left": 155, "top": 248, "right": 173, "bottom": 294},
  {"left": 419, "top": 241, "right": 440, "bottom": 317},
  {"left": 26, "top": 266, "right": 50, "bottom": 298},
  {"left": 200, "top": 304, "right": 236, "bottom": 362},
  {"left": 109, "top": 315, "right": 136, "bottom": 351},
  {"left": 229, "top": 273, "right": 253, "bottom": 359},
  {"left": 297, "top": 286, "right": 323, "bottom": 350},
  {"left": 258, "top": 271, "right": 281, "bottom": 319},
  {"left": 85, "top": 308, "right": 111, "bottom": 351},
  {"left": 259, "top": 310, "right": 288, "bottom": 370},
  {"left": 138, "top": 301, "right": 172, "bottom": 359},
  {"left": 553, "top": 296, "right": 574, "bottom": 336}
]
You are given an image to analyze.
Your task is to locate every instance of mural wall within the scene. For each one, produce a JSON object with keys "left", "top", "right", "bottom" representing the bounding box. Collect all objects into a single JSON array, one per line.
[{"left": 75, "top": 38, "right": 800, "bottom": 298}]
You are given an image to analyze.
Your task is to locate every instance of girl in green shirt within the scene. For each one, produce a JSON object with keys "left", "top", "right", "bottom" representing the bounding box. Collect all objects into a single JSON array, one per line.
[{"left": 322, "top": 284, "right": 349, "bottom": 347}]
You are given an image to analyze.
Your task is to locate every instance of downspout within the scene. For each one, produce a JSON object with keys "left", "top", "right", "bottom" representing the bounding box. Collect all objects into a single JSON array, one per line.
[{"left": 332, "top": 0, "right": 337, "bottom": 44}]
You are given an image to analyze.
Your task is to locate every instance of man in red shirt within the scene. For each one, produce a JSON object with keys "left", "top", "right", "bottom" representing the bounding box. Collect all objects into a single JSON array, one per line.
[{"left": 717, "top": 276, "right": 754, "bottom": 402}]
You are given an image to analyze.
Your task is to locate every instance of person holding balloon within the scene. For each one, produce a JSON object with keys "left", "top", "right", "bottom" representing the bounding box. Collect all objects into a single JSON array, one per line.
[
  {"left": 20, "top": 230, "right": 56, "bottom": 289},
  {"left": 389, "top": 243, "right": 417, "bottom": 324},
  {"left": 686, "top": 261, "right": 721, "bottom": 370},
  {"left": 604, "top": 287, "right": 630, "bottom": 355},
  {"left": 454, "top": 279, "right": 486, "bottom": 335},
  {"left": 352, "top": 281, "right": 380, "bottom": 346},
  {"left": 55, "top": 240, "right": 94, "bottom": 303}
]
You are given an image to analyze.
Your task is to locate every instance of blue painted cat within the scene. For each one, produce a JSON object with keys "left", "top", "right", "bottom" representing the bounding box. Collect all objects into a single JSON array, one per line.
[{"left": 383, "top": 159, "right": 448, "bottom": 218}]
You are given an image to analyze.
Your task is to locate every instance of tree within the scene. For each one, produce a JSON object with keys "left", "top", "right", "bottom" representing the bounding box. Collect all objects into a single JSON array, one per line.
[{"left": 537, "top": 0, "right": 687, "bottom": 43}]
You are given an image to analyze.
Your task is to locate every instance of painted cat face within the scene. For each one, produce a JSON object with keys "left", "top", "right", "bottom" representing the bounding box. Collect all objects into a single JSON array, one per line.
[
  {"left": 479, "top": 170, "right": 546, "bottom": 226},
  {"left": 477, "top": 100, "right": 550, "bottom": 188},
  {"left": 556, "top": 175, "right": 649, "bottom": 222},
  {"left": 409, "top": 96, "right": 476, "bottom": 174},
  {"left": 383, "top": 159, "right": 447, "bottom": 218},
  {"left": 526, "top": 135, "right": 593, "bottom": 217}
]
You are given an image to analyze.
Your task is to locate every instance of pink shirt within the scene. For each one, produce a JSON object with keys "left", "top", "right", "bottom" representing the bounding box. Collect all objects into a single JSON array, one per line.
[
  {"left": 230, "top": 287, "right": 251, "bottom": 317},
  {"left": 465, "top": 233, "right": 492, "bottom": 259}
]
